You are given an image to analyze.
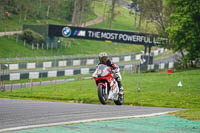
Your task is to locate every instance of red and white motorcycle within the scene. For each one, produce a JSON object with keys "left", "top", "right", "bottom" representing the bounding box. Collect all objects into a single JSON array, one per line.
[{"left": 92, "top": 64, "right": 124, "bottom": 105}]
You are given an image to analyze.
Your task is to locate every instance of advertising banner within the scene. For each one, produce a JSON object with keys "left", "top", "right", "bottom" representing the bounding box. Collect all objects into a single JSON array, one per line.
[{"left": 48, "top": 24, "right": 167, "bottom": 46}]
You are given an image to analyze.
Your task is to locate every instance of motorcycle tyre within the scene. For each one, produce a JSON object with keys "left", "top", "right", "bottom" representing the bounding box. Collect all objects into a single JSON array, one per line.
[
  {"left": 98, "top": 84, "right": 108, "bottom": 105},
  {"left": 114, "top": 95, "right": 124, "bottom": 105}
]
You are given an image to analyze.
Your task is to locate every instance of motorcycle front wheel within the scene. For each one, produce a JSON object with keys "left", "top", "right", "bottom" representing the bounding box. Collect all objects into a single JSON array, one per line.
[{"left": 97, "top": 84, "right": 108, "bottom": 105}]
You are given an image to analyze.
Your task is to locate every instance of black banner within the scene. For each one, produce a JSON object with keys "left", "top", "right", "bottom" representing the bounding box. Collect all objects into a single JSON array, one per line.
[{"left": 48, "top": 24, "right": 167, "bottom": 46}]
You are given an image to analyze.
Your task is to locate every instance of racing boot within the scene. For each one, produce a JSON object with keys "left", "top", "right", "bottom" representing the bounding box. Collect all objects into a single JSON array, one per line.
[
  {"left": 119, "top": 87, "right": 124, "bottom": 97},
  {"left": 117, "top": 80, "right": 124, "bottom": 97}
]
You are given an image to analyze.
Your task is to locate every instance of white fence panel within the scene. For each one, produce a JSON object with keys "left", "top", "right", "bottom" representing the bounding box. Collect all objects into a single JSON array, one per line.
[
  {"left": 9, "top": 64, "right": 19, "bottom": 70},
  {"left": 43, "top": 62, "right": 52, "bottom": 68},
  {"left": 29, "top": 72, "right": 39, "bottom": 79},
  {"left": 112, "top": 57, "right": 120, "bottom": 63},
  {"left": 81, "top": 68, "right": 89, "bottom": 74},
  {"left": 10, "top": 73, "right": 20, "bottom": 80},
  {"left": 27, "top": 63, "right": 36, "bottom": 69},
  {"left": 73, "top": 60, "right": 81, "bottom": 66},
  {"left": 65, "top": 69, "right": 74, "bottom": 76},
  {"left": 136, "top": 54, "right": 141, "bottom": 60},
  {"left": 58, "top": 60, "right": 67, "bottom": 67},
  {"left": 48, "top": 71, "right": 57, "bottom": 77},
  {"left": 169, "top": 62, "right": 174, "bottom": 69},
  {"left": 124, "top": 56, "right": 131, "bottom": 61},
  {"left": 86, "top": 59, "right": 94, "bottom": 65},
  {"left": 159, "top": 63, "right": 165, "bottom": 69}
]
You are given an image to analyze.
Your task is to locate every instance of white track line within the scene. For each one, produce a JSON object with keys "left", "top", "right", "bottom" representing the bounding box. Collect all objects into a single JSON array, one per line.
[{"left": 0, "top": 111, "right": 179, "bottom": 132}]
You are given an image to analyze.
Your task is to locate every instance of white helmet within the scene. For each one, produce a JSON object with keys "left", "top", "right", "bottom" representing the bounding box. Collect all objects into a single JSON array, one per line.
[{"left": 99, "top": 52, "right": 108, "bottom": 64}]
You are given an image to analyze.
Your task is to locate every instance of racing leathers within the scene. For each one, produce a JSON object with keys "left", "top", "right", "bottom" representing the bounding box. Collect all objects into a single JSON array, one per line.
[{"left": 98, "top": 59, "right": 124, "bottom": 96}]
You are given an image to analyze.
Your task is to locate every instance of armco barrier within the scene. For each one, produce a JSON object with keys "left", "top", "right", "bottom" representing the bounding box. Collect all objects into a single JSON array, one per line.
[
  {"left": 0, "top": 48, "right": 167, "bottom": 71},
  {"left": 0, "top": 62, "right": 174, "bottom": 81}
]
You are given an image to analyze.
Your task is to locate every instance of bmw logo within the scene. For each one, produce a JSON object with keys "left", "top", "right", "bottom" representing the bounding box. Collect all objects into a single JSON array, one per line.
[{"left": 62, "top": 27, "right": 71, "bottom": 37}]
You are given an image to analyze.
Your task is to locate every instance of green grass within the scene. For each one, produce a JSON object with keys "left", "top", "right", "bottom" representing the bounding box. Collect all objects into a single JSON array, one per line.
[
  {"left": 1, "top": 69, "right": 200, "bottom": 120},
  {"left": 92, "top": 1, "right": 138, "bottom": 31},
  {"left": 92, "top": 1, "right": 157, "bottom": 33},
  {"left": 0, "top": 36, "right": 144, "bottom": 59},
  {"left": 170, "top": 109, "right": 200, "bottom": 121}
]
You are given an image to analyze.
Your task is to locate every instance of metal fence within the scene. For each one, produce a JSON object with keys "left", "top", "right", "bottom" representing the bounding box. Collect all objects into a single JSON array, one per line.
[
  {"left": 0, "top": 62, "right": 174, "bottom": 81},
  {"left": 0, "top": 52, "right": 138, "bottom": 63},
  {"left": 0, "top": 48, "right": 168, "bottom": 71},
  {"left": 0, "top": 53, "right": 137, "bottom": 71}
]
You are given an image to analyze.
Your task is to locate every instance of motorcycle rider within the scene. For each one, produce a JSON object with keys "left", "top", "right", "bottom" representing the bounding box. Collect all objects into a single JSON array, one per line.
[{"left": 98, "top": 52, "right": 124, "bottom": 96}]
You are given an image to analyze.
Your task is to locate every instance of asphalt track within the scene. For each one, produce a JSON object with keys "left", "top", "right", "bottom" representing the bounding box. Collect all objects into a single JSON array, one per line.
[{"left": 0, "top": 99, "right": 184, "bottom": 132}]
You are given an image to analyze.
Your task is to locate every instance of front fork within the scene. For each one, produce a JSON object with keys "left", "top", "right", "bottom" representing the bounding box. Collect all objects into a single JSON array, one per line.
[
  {"left": 105, "top": 82, "right": 108, "bottom": 95},
  {"left": 97, "top": 82, "right": 108, "bottom": 95}
]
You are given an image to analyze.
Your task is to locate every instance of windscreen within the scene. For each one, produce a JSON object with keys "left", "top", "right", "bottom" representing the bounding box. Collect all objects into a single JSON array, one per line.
[{"left": 96, "top": 64, "right": 110, "bottom": 77}]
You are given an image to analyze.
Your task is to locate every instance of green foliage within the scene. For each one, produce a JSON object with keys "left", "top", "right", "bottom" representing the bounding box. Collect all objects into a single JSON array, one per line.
[
  {"left": 166, "top": 0, "right": 200, "bottom": 67},
  {"left": 0, "top": 0, "right": 76, "bottom": 31},
  {"left": 130, "top": 0, "right": 171, "bottom": 34},
  {"left": 60, "top": 0, "right": 74, "bottom": 21},
  {"left": 91, "top": 1, "right": 138, "bottom": 31},
  {"left": 19, "top": 29, "right": 44, "bottom": 45},
  {"left": 0, "top": 0, "right": 98, "bottom": 32},
  {"left": 1, "top": 0, "right": 74, "bottom": 21}
]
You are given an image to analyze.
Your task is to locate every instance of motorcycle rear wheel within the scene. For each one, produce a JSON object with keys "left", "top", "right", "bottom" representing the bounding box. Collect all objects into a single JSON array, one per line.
[{"left": 98, "top": 84, "right": 108, "bottom": 105}]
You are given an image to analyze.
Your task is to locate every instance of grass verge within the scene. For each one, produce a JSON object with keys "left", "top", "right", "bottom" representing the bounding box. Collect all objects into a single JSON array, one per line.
[
  {"left": 0, "top": 36, "right": 144, "bottom": 58},
  {"left": 0, "top": 69, "right": 200, "bottom": 120}
]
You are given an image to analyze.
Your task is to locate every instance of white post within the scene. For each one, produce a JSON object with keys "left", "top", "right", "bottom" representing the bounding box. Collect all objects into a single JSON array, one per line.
[
  {"left": 16, "top": 34, "right": 18, "bottom": 42},
  {"left": 47, "top": 43, "right": 49, "bottom": 50},
  {"left": 137, "top": 58, "right": 145, "bottom": 92},
  {"left": 137, "top": 63, "right": 141, "bottom": 92},
  {"left": 32, "top": 43, "right": 34, "bottom": 50}
]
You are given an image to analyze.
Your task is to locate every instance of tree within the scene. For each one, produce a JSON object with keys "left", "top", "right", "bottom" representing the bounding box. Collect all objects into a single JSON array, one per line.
[
  {"left": 103, "top": 0, "right": 108, "bottom": 22},
  {"left": 166, "top": 0, "right": 200, "bottom": 67},
  {"left": 71, "top": 0, "right": 93, "bottom": 26},
  {"left": 108, "top": 0, "right": 118, "bottom": 29},
  {"left": 137, "top": 0, "right": 144, "bottom": 31},
  {"left": 130, "top": 0, "right": 171, "bottom": 34},
  {"left": 0, "top": 0, "right": 6, "bottom": 26}
]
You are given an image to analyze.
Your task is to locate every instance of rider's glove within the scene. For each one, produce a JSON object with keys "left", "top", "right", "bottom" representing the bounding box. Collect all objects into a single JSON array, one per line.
[{"left": 112, "top": 69, "right": 118, "bottom": 73}]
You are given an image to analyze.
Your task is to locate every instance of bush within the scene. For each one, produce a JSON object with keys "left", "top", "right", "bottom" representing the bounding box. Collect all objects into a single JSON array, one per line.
[{"left": 19, "top": 29, "right": 44, "bottom": 46}]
